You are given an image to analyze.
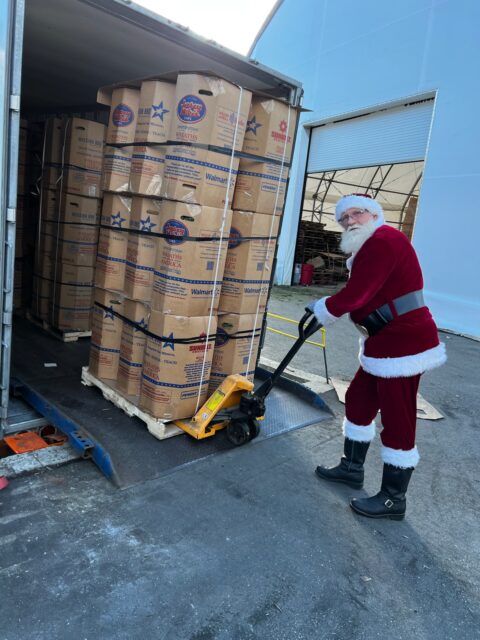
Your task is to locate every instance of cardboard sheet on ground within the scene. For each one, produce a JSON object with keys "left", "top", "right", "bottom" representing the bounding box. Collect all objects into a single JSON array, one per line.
[{"left": 330, "top": 377, "right": 443, "bottom": 420}]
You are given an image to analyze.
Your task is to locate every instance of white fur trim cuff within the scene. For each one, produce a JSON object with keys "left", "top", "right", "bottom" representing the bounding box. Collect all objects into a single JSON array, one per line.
[
  {"left": 359, "top": 342, "right": 447, "bottom": 378},
  {"left": 382, "top": 445, "right": 420, "bottom": 469},
  {"left": 342, "top": 417, "right": 376, "bottom": 442},
  {"left": 313, "top": 297, "right": 339, "bottom": 326}
]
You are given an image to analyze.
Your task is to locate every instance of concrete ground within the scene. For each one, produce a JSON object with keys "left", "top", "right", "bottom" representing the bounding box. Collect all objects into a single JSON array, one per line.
[{"left": 1, "top": 285, "right": 479, "bottom": 640}]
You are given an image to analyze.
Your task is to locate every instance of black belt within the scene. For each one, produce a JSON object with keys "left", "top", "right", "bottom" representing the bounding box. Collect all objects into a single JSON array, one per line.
[{"left": 355, "top": 290, "right": 425, "bottom": 337}]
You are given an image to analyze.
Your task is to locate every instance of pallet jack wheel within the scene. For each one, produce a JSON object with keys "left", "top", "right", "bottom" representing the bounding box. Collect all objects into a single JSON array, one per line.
[
  {"left": 247, "top": 419, "right": 260, "bottom": 441},
  {"left": 226, "top": 419, "right": 251, "bottom": 447}
]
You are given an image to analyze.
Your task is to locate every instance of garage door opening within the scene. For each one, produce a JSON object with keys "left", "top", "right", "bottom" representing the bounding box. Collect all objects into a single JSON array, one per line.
[
  {"left": 293, "top": 97, "right": 434, "bottom": 287},
  {"left": 295, "top": 161, "right": 424, "bottom": 287}
]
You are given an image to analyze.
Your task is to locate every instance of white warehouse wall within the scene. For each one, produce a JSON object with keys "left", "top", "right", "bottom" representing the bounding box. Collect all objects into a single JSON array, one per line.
[{"left": 252, "top": 0, "right": 480, "bottom": 338}]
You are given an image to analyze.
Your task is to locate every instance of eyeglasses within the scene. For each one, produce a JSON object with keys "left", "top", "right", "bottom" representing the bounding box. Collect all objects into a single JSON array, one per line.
[{"left": 339, "top": 209, "right": 370, "bottom": 226}]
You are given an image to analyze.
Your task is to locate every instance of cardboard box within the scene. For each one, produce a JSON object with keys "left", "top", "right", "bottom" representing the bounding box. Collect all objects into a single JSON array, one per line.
[
  {"left": 162, "top": 144, "right": 239, "bottom": 208},
  {"left": 129, "top": 146, "right": 166, "bottom": 196},
  {"left": 38, "top": 221, "right": 58, "bottom": 257},
  {"left": 56, "top": 223, "right": 99, "bottom": 267},
  {"left": 209, "top": 312, "right": 263, "bottom": 393},
  {"left": 32, "top": 276, "right": 51, "bottom": 319},
  {"left": 32, "top": 256, "right": 54, "bottom": 319},
  {"left": 52, "top": 262, "right": 94, "bottom": 292},
  {"left": 101, "top": 193, "right": 132, "bottom": 229},
  {"left": 106, "top": 87, "right": 140, "bottom": 145},
  {"left": 60, "top": 193, "right": 101, "bottom": 225},
  {"left": 32, "top": 272, "right": 53, "bottom": 302},
  {"left": 42, "top": 189, "right": 59, "bottom": 221},
  {"left": 43, "top": 164, "right": 61, "bottom": 191},
  {"left": 232, "top": 159, "right": 289, "bottom": 216},
  {"left": 219, "top": 211, "right": 280, "bottom": 314},
  {"left": 151, "top": 201, "right": 232, "bottom": 316},
  {"left": 140, "top": 312, "right": 217, "bottom": 420},
  {"left": 102, "top": 146, "right": 132, "bottom": 193},
  {"left": 35, "top": 253, "right": 54, "bottom": 280},
  {"left": 124, "top": 233, "right": 157, "bottom": 302},
  {"left": 61, "top": 167, "right": 103, "bottom": 199},
  {"left": 44, "top": 117, "right": 64, "bottom": 165},
  {"left": 116, "top": 299, "right": 150, "bottom": 397},
  {"left": 63, "top": 118, "right": 106, "bottom": 173},
  {"left": 134, "top": 79, "right": 176, "bottom": 144},
  {"left": 89, "top": 288, "right": 125, "bottom": 380},
  {"left": 241, "top": 97, "right": 298, "bottom": 163},
  {"left": 53, "top": 302, "right": 92, "bottom": 332},
  {"left": 123, "top": 196, "right": 161, "bottom": 301},
  {"left": 171, "top": 74, "right": 251, "bottom": 150},
  {"left": 52, "top": 264, "right": 95, "bottom": 331},
  {"left": 95, "top": 194, "right": 131, "bottom": 291}
]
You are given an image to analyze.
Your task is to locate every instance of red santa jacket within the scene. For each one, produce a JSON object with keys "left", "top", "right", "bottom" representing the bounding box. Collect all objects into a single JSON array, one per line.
[{"left": 314, "top": 225, "right": 446, "bottom": 378}]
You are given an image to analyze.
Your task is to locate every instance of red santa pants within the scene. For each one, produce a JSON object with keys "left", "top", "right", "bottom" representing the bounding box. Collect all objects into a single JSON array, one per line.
[{"left": 345, "top": 367, "right": 421, "bottom": 450}]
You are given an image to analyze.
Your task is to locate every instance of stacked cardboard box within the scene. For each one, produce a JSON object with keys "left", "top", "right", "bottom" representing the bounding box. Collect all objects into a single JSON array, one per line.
[
  {"left": 32, "top": 117, "right": 106, "bottom": 331},
  {"left": 213, "top": 97, "right": 298, "bottom": 387},
  {"left": 90, "top": 73, "right": 257, "bottom": 421},
  {"left": 92, "top": 80, "right": 172, "bottom": 404},
  {"left": 14, "top": 119, "right": 38, "bottom": 311}
]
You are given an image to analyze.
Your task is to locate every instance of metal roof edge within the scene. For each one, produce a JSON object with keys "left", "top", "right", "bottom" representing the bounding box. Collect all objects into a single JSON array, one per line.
[{"left": 247, "top": 0, "right": 284, "bottom": 57}]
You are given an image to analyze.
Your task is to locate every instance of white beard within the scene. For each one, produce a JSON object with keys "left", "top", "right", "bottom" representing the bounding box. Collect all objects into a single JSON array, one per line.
[{"left": 340, "top": 218, "right": 378, "bottom": 255}]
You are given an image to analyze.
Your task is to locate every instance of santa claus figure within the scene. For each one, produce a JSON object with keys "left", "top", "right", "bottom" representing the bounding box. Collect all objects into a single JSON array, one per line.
[{"left": 310, "top": 193, "right": 446, "bottom": 520}]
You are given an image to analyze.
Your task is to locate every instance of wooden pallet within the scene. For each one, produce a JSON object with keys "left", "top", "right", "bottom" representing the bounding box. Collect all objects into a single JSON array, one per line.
[
  {"left": 26, "top": 310, "right": 92, "bottom": 343},
  {"left": 81, "top": 366, "right": 182, "bottom": 441}
]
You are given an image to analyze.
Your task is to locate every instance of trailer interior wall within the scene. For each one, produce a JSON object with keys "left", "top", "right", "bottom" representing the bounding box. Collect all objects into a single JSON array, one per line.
[
  {"left": 21, "top": 0, "right": 301, "bottom": 113},
  {"left": 1, "top": 0, "right": 303, "bottom": 425},
  {"left": 251, "top": 0, "right": 480, "bottom": 339}
]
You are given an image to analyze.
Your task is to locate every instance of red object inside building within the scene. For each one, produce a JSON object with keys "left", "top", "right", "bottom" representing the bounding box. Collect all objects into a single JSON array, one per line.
[{"left": 300, "top": 263, "right": 314, "bottom": 286}]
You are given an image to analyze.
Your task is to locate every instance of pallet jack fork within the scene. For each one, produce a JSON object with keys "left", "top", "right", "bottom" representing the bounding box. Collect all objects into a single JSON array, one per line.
[{"left": 174, "top": 309, "right": 322, "bottom": 446}]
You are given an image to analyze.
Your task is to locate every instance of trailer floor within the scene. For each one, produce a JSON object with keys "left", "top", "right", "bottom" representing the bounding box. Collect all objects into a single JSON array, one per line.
[{"left": 10, "top": 316, "right": 331, "bottom": 488}]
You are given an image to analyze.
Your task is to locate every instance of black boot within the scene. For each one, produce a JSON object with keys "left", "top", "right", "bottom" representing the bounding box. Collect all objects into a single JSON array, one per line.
[
  {"left": 350, "top": 464, "right": 414, "bottom": 520},
  {"left": 315, "top": 438, "right": 370, "bottom": 489}
]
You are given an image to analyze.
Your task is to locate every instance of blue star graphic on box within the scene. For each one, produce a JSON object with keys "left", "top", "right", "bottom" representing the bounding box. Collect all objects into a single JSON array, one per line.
[
  {"left": 246, "top": 115, "right": 262, "bottom": 135},
  {"left": 111, "top": 211, "right": 126, "bottom": 228},
  {"left": 140, "top": 216, "right": 157, "bottom": 233},
  {"left": 104, "top": 307, "right": 115, "bottom": 320},
  {"left": 152, "top": 101, "right": 170, "bottom": 121},
  {"left": 163, "top": 332, "right": 175, "bottom": 351},
  {"left": 134, "top": 317, "right": 148, "bottom": 333}
]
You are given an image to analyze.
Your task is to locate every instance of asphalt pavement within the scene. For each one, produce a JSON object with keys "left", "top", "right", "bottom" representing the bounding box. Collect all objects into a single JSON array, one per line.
[{"left": 1, "top": 285, "right": 478, "bottom": 640}]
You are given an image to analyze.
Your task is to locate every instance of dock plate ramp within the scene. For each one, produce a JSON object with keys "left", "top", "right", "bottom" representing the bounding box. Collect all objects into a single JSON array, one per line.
[{"left": 11, "top": 316, "right": 332, "bottom": 488}]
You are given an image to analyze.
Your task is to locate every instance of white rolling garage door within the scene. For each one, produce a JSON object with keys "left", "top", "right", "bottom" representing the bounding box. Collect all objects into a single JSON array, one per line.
[{"left": 307, "top": 100, "right": 434, "bottom": 173}]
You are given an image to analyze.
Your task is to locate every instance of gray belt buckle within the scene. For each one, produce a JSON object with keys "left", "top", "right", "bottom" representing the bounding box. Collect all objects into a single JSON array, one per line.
[{"left": 355, "top": 323, "right": 369, "bottom": 338}]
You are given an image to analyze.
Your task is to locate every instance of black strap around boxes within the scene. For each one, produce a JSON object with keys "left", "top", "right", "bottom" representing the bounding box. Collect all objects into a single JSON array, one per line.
[
  {"left": 105, "top": 139, "right": 292, "bottom": 169},
  {"left": 42, "top": 220, "right": 99, "bottom": 229},
  {"left": 94, "top": 301, "right": 261, "bottom": 344},
  {"left": 99, "top": 224, "right": 278, "bottom": 244},
  {"left": 34, "top": 274, "right": 93, "bottom": 288}
]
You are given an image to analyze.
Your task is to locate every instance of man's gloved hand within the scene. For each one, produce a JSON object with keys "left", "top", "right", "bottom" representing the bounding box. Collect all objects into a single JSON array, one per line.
[{"left": 305, "top": 296, "right": 339, "bottom": 327}]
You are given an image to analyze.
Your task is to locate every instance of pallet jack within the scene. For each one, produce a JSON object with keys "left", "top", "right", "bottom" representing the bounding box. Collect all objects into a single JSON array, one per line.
[{"left": 174, "top": 309, "right": 322, "bottom": 446}]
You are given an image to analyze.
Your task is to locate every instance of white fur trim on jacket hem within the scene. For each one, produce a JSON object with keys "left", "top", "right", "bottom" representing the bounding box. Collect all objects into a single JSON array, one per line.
[
  {"left": 359, "top": 341, "right": 447, "bottom": 378},
  {"left": 313, "top": 297, "right": 339, "bottom": 326},
  {"left": 382, "top": 445, "right": 420, "bottom": 468},
  {"left": 342, "top": 417, "right": 376, "bottom": 442}
]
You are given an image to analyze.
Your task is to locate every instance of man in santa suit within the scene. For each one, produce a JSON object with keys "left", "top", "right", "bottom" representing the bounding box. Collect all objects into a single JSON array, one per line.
[{"left": 310, "top": 193, "right": 446, "bottom": 520}]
